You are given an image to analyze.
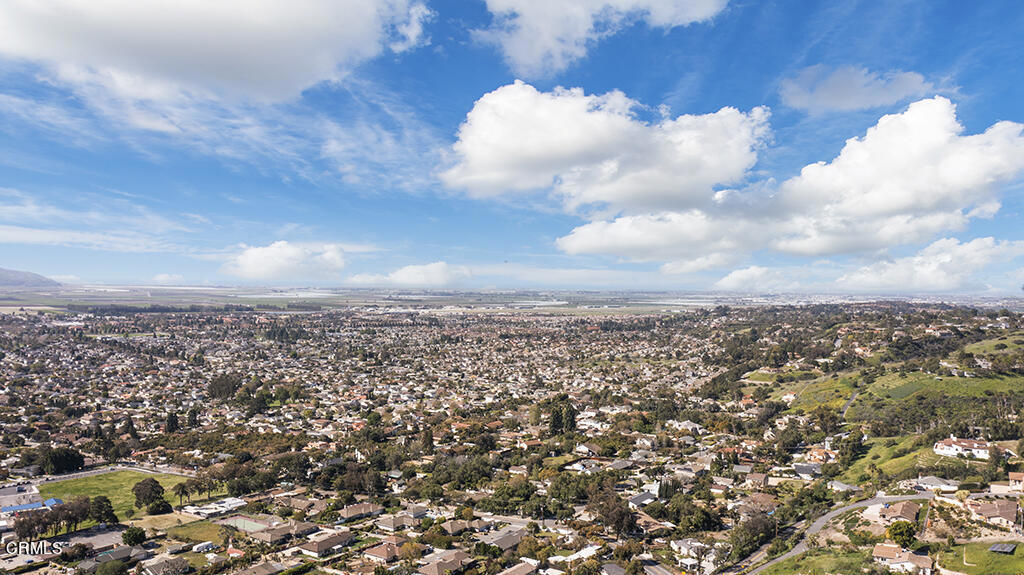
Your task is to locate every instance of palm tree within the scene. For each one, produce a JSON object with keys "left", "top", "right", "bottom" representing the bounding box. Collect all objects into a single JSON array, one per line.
[
  {"left": 184, "top": 478, "right": 201, "bottom": 502},
  {"left": 172, "top": 482, "right": 191, "bottom": 506}
]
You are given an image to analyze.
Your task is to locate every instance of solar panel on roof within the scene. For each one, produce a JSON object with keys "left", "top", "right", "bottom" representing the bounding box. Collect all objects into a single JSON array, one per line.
[{"left": 988, "top": 543, "right": 1016, "bottom": 554}]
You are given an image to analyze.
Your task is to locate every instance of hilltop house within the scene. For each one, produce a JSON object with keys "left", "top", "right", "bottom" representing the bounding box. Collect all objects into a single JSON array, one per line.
[{"left": 933, "top": 436, "right": 995, "bottom": 460}]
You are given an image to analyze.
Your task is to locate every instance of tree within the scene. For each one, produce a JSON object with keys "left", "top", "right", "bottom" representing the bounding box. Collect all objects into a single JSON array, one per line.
[
  {"left": 123, "top": 416, "right": 139, "bottom": 440},
  {"left": 165, "top": 412, "right": 179, "bottom": 433},
  {"left": 588, "top": 490, "right": 635, "bottom": 536},
  {"left": 90, "top": 495, "right": 118, "bottom": 524},
  {"left": 548, "top": 407, "right": 563, "bottom": 436},
  {"left": 887, "top": 521, "right": 917, "bottom": 548},
  {"left": 529, "top": 405, "right": 542, "bottom": 426},
  {"left": 132, "top": 478, "right": 165, "bottom": 508},
  {"left": 64, "top": 496, "right": 91, "bottom": 532},
  {"left": 187, "top": 407, "right": 200, "bottom": 428},
  {"left": 955, "top": 490, "right": 970, "bottom": 505},
  {"left": 13, "top": 514, "right": 38, "bottom": 541},
  {"left": 811, "top": 406, "right": 840, "bottom": 434},
  {"left": 122, "top": 526, "right": 146, "bottom": 546},
  {"left": 37, "top": 447, "right": 85, "bottom": 474},
  {"left": 729, "top": 513, "right": 776, "bottom": 561},
  {"left": 562, "top": 404, "right": 577, "bottom": 433},
  {"left": 399, "top": 542, "right": 421, "bottom": 562},
  {"left": 275, "top": 453, "right": 311, "bottom": 482},
  {"left": 147, "top": 499, "right": 173, "bottom": 515},
  {"left": 172, "top": 482, "right": 192, "bottom": 505},
  {"left": 420, "top": 427, "right": 434, "bottom": 454},
  {"left": 207, "top": 373, "right": 241, "bottom": 400}
]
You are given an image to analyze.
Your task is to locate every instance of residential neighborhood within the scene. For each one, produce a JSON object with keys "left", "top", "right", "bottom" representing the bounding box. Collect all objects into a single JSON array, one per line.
[{"left": 1, "top": 302, "right": 1024, "bottom": 575}]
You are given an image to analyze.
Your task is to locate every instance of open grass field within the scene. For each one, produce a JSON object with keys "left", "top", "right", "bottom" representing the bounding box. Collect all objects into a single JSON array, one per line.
[
  {"left": 759, "top": 548, "right": 872, "bottom": 575},
  {"left": 38, "top": 470, "right": 190, "bottom": 521},
  {"left": 168, "top": 520, "right": 229, "bottom": 545},
  {"left": 938, "top": 542, "right": 1024, "bottom": 575}
]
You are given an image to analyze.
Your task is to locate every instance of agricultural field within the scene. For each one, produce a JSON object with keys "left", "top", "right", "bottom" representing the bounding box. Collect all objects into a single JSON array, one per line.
[
  {"left": 759, "top": 548, "right": 873, "bottom": 575},
  {"left": 937, "top": 542, "right": 1024, "bottom": 575},
  {"left": 38, "top": 470, "right": 190, "bottom": 521}
]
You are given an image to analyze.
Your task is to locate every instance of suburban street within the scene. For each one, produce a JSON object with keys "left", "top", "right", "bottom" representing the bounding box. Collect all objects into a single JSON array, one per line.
[{"left": 743, "top": 493, "right": 936, "bottom": 574}]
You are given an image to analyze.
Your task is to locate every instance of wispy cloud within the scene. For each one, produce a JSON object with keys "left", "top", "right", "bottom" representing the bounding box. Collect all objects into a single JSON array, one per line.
[{"left": 780, "top": 65, "right": 937, "bottom": 113}]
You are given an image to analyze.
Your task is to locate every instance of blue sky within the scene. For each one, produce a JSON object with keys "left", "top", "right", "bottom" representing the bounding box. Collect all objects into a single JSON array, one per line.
[{"left": 1, "top": 0, "right": 1024, "bottom": 292}]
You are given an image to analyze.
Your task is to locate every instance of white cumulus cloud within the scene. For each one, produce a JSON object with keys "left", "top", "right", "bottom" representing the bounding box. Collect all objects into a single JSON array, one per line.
[
  {"left": 0, "top": 0, "right": 431, "bottom": 102},
  {"left": 836, "top": 237, "right": 1024, "bottom": 292},
  {"left": 442, "top": 81, "right": 770, "bottom": 213},
  {"left": 222, "top": 241, "right": 346, "bottom": 281},
  {"left": 556, "top": 210, "right": 760, "bottom": 261},
  {"left": 714, "top": 266, "right": 799, "bottom": 292},
  {"left": 776, "top": 97, "right": 1024, "bottom": 256},
  {"left": 348, "top": 262, "right": 471, "bottom": 287},
  {"left": 536, "top": 96, "right": 1024, "bottom": 280},
  {"left": 780, "top": 65, "right": 935, "bottom": 113},
  {"left": 476, "top": 0, "right": 728, "bottom": 77}
]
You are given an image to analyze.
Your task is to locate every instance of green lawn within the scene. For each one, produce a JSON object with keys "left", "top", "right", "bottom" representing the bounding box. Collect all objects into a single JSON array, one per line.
[
  {"left": 760, "top": 549, "right": 873, "bottom": 575},
  {"left": 180, "top": 551, "right": 224, "bottom": 568},
  {"left": 543, "top": 454, "right": 579, "bottom": 468},
  {"left": 168, "top": 520, "right": 229, "bottom": 545},
  {"left": 38, "top": 470, "right": 190, "bottom": 521},
  {"left": 938, "top": 542, "right": 1024, "bottom": 575}
]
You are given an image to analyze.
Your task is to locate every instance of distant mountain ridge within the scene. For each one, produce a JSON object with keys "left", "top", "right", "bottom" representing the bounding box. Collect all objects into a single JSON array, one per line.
[{"left": 0, "top": 267, "right": 61, "bottom": 287}]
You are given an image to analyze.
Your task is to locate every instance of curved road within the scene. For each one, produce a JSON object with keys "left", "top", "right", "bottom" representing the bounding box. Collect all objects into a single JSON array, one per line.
[{"left": 745, "top": 492, "right": 935, "bottom": 574}]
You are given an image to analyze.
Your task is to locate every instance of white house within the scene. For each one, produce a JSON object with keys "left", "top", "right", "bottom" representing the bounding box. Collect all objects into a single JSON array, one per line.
[
  {"left": 933, "top": 436, "right": 994, "bottom": 459},
  {"left": 872, "top": 544, "right": 933, "bottom": 575}
]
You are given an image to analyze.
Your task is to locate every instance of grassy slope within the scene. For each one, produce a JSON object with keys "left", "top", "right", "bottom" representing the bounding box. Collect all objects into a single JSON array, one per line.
[
  {"left": 938, "top": 542, "right": 1024, "bottom": 575},
  {"left": 868, "top": 372, "right": 1024, "bottom": 399},
  {"left": 964, "top": 332, "right": 1024, "bottom": 355},
  {"left": 844, "top": 371, "right": 1024, "bottom": 422},
  {"left": 838, "top": 435, "right": 928, "bottom": 483},
  {"left": 759, "top": 549, "right": 873, "bottom": 575},
  {"left": 790, "top": 376, "right": 857, "bottom": 411}
]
